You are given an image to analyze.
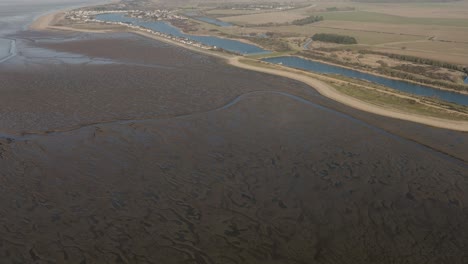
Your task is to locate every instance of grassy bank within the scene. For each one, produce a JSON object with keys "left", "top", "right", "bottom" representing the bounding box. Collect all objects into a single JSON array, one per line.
[
  {"left": 333, "top": 83, "right": 468, "bottom": 121},
  {"left": 239, "top": 58, "right": 468, "bottom": 122}
]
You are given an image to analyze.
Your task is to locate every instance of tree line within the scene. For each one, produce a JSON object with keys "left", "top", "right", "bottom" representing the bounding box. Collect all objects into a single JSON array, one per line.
[
  {"left": 242, "top": 16, "right": 324, "bottom": 28},
  {"left": 312, "top": 33, "right": 357, "bottom": 44},
  {"left": 298, "top": 51, "right": 468, "bottom": 92},
  {"left": 291, "top": 16, "right": 324, "bottom": 26},
  {"left": 358, "top": 50, "right": 463, "bottom": 71}
]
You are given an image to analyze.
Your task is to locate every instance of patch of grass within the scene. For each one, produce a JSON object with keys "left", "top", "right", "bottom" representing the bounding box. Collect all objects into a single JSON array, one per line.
[
  {"left": 246, "top": 51, "right": 296, "bottom": 59},
  {"left": 245, "top": 37, "right": 291, "bottom": 52},
  {"left": 238, "top": 58, "right": 468, "bottom": 121},
  {"left": 258, "top": 24, "right": 425, "bottom": 45},
  {"left": 332, "top": 83, "right": 468, "bottom": 121}
]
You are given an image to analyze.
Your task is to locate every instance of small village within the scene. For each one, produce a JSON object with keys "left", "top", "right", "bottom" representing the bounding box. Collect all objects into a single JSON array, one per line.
[
  {"left": 65, "top": 10, "right": 213, "bottom": 50},
  {"left": 65, "top": 9, "right": 187, "bottom": 22}
]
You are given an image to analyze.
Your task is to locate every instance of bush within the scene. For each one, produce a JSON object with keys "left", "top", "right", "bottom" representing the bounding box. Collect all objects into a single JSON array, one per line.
[
  {"left": 358, "top": 50, "right": 462, "bottom": 71},
  {"left": 298, "top": 51, "right": 468, "bottom": 92},
  {"left": 376, "top": 60, "right": 388, "bottom": 67}
]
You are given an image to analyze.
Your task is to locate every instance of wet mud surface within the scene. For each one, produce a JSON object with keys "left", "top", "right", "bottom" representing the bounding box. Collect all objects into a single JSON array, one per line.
[
  {"left": 1, "top": 32, "right": 319, "bottom": 133},
  {"left": 1, "top": 31, "right": 468, "bottom": 263}
]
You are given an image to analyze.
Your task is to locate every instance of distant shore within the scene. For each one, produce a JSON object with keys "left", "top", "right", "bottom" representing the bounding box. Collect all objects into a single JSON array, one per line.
[
  {"left": 30, "top": 10, "right": 66, "bottom": 31},
  {"left": 29, "top": 7, "right": 468, "bottom": 132},
  {"left": 29, "top": 0, "right": 119, "bottom": 32}
]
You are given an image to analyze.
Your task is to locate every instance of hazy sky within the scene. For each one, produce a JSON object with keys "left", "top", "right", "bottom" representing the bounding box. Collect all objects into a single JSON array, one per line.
[{"left": 0, "top": 0, "right": 104, "bottom": 7}]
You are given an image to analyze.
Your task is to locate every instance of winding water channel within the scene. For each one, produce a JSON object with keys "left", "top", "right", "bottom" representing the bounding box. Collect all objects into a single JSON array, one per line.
[{"left": 263, "top": 56, "right": 468, "bottom": 106}]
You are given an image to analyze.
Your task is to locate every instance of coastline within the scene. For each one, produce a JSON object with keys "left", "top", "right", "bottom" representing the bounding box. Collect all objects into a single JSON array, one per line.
[
  {"left": 32, "top": 7, "right": 465, "bottom": 95},
  {"left": 270, "top": 54, "right": 468, "bottom": 96},
  {"left": 228, "top": 57, "right": 468, "bottom": 132},
  {"left": 29, "top": 10, "right": 67, "bottom": 31},
  {"left": 28, "top": 0, "right": 119, "bottom": 31},
  {"left": 29, "top": 8, "right": 468, "bottom": 132}
]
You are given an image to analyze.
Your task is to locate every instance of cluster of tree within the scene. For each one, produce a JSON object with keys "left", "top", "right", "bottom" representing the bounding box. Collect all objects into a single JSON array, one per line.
[
  {"left": 298, "top": 51, "right": 360, "bottom": 68},
  {"left": 378, "top": 67, "right": 467, "bottom": 91},
  {"left": 244, "top": 17, "right": 324, "bottom": 27},
  {"left": 359, "top": 50, "right": 463, "bottom": 71},
  {"left": 244, "top": 22, "right": 289, "bottom": 27},
  {"left": 314, "top": 47, "right": 343, "bottom": 52},
  {"left": 326, "top": 7, "right": 356, "bottom": 11},
  {"left": 214, "top": 3, "right": 291, "bottom": 10},
  {"left": 291, "top": 16, "right": 324, "bottom": 26},
  {"left": 358, "top": 50, "right": 462, "bottom": 71},
  {"left": 247, "top": 37, "right": 291, "bottom": 52},
  {"left": 312, "top": 33, "right": 357, "bottom": 44},
  {"left": 393, "top": 64, "right": 455, "bottom": 82}
]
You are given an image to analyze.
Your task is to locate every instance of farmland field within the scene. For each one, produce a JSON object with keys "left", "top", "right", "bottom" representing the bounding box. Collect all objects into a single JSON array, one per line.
[
  {"left": 220, "top": 11, "right": 307, "bottom": 25},
  {"left": 210, "top": 0, "right": 468, "bottom": 65},
  {"left": 304, "top": 11, "right": 468, "bottom": 27}
]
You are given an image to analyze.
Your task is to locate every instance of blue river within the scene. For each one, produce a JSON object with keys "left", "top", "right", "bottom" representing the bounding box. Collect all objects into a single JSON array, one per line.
[
  {"left": 96, "top": 13, "right": 267, "bottom": 54},
  {"left": 263, "top": 56, "right": 468, "bottom": 106}
]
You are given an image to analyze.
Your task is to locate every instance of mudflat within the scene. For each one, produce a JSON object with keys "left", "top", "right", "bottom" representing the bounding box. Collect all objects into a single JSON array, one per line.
[{"left": 1, "top": 30, "right": 468, "bottom": 263}]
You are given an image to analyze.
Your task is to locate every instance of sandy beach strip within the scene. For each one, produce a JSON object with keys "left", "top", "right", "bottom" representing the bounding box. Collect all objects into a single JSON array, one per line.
[
  {"left": 228, "top": 57, "right": 468, "bottom": 132},
  {"left": 29, "top": 11, "right": 65, "bottom": 31},
  {"left": 29, "top": 0, "right": 120, "bottom": 31},
  {"left": 29, "top": 8, "right": 468, "bottom": 132}
]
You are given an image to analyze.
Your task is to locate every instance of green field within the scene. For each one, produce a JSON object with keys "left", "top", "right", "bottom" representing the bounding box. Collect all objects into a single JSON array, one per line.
[
  {"left": 260, "top": 24, "right": 426, "bottom": 45},
  {"left": 309, "top": 11, "right": 468, "bottom": 27},
  {"left": 332, "top": 82, "right": 468, "bottom": 121}
]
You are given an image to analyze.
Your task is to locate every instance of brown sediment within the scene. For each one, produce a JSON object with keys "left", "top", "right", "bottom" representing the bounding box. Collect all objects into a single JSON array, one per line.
[
  {"left": 4, "top": 32, "right": 468, "bottom": 159},
  {"left": 1, "top": 88, "right": 467, "bottom": 263},
  {"left": 0, "top": 33, "right": 315, "bottom": 134},
  {"left": 29, "top": 11, "right": 468, "bottom": 131},
  {"left": 1, "top": 15, "right": 468, "bottom": 263}
]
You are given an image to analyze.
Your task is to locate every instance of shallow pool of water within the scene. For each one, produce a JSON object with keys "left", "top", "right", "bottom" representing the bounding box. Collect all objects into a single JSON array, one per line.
[
  {"left": 263, "top": 56, "right": 468, "bottom": 106},
  {"left": 0, "top": 38, "right": 12, "bottom": 60}
]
